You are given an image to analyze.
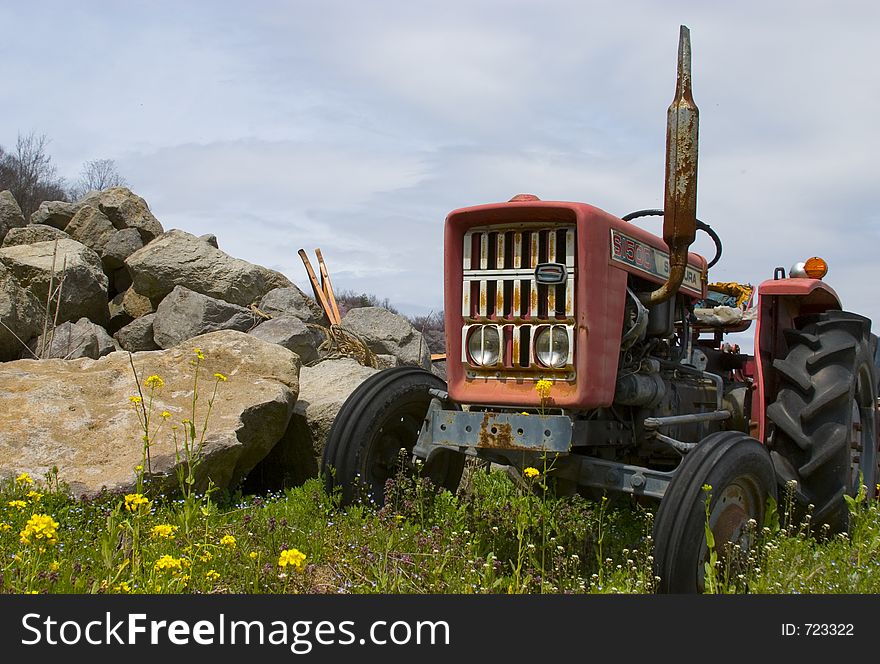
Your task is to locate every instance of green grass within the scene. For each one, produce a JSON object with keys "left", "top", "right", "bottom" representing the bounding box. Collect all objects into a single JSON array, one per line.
[{"left": 3, "top": 464, "right": 880, "bottom": 594}]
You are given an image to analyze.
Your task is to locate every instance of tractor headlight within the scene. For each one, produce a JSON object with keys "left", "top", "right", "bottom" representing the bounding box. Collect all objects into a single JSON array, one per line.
[
  {"left": 535, "top": 326, "right": 569, "bottom": 368},
  {"left": 467, "top": 325, "right": 501, "bottom": 366}
]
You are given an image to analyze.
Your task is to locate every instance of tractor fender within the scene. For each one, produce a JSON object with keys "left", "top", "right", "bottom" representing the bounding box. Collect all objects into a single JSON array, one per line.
[{"left": 751, "top": 278, "right": 842, "bottom": 442}]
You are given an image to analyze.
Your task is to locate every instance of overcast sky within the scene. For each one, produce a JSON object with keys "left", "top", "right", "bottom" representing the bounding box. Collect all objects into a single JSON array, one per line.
[{"left": 1, "top": 1, "right": 878, "bottom": 333}]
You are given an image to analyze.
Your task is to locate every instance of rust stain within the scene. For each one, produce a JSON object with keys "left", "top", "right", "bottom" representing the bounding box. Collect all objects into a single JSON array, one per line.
[{"left": 477, "top": 413, "right": 519, "bottom": 449}]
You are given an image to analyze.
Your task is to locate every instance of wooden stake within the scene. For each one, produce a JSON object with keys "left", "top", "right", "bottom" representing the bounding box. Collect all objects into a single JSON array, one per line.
[
  {"left": 315, "top": 248, "right": 342, "bottom": 326},
  {"left": 298, "top": 249, "right": 339, "bottom": 325}
]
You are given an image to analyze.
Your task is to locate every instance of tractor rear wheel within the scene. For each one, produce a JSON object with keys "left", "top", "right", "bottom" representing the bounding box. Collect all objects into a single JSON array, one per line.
[
  {"left": 766, "top": 311, "right": 878, "bottom": 531},
  {"left": 653, "top": 431, "right": 776, "bottom": 593},
  {"left": 321, "top": 366, "right": 465, "bottom": 506}
]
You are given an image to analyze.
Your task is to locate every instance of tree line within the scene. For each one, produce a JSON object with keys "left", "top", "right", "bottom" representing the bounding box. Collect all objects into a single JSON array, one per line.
[{"left": 0, "top": 132, "right": 127, "bottom": 218}]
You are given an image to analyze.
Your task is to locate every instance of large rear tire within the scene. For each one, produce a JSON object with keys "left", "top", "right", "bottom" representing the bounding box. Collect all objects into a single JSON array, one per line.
[
  {"left": 321, "top": 367, "right": 465, "bottom": 506},
  {"left": 653, "top": 431, "right": 776, "bottom": 593},
  {"left": 766, "top": 311, "right": 878, "bottom": 531}
]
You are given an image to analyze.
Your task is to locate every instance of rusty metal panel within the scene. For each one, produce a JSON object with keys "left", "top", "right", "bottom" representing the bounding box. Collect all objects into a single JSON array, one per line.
[{"left": 430, "top": 409, "right": 572, "bottom": 452}]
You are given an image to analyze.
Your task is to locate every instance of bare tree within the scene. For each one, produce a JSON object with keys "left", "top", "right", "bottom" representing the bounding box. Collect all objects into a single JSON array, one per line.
[
  {"left": 0, "top": 132, "right": 69, "bottom": 217},
  {"left": 69, "top": 158, "right": 128, "bottom": 200}
]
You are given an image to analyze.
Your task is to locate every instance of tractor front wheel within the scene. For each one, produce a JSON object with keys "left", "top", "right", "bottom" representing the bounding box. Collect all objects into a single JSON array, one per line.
[
  {"left": 321, "top": 366, "right": 465, "bottom": 506},
  {"left": 653, "top": 431, "right": 776, "bottom": 593}
]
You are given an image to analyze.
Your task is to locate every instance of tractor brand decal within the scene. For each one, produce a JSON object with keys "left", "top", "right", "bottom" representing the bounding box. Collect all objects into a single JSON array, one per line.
[
  {"left": 610, "top": 230, "right": 703, "bottom": 295},
  {"left": 534, "top": 262, "right": 567, "bottom": 285}
]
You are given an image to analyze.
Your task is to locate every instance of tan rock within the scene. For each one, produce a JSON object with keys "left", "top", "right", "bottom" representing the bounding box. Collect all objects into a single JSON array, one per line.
[{"left": 0, "top": 330, "right": 300, "bottom": 497}]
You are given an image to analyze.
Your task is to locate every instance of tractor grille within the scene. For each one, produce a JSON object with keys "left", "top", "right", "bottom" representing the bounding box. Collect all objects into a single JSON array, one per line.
[{"left": 462, "top": 225, "right": 576, "bottom": 372}]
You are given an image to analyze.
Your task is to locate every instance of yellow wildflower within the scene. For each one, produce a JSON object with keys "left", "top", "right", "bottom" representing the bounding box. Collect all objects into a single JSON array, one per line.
[
  {"left": 19, "top": 514, "right": 59, "bottom": 546},
  {"left": 0, "top": 523, "right": 11, "bottom": 532},
  {"left": 535, "top": 379, "right": 552, "bottom": 400},
  {"left": 124, "top": 493, "right": 151, "bottom": 514},
  {"left": 194, "top": 348, "right": 204, "bottom": 360},
  {"left": 523, "top": 467, "right": 540, "bottom": 479},
  {"left": 135, "top": 465, "right": 143, "bottom": 472},
  {"left": 27, "top": 491, "right": 42, "bottom": 502},
  {"left": 49, "top": 561, "right": 60, "bottom": 572},
  {"left": 114, "top": 581, "right": 132, "bottom": 593},
  {"left": 206, "top": 569, "right": 220, "bottom": 582},
  {"left": 144, "top": 375, "right": 164, "bottom": 389},
  {"left": 154, "top": 555, "right": 184, "bottom": 572},
  {"left": 151, "top": 524, "right": 178, "bottom": 540},
  {"left": 249, "top": 551, "right": 258, "bottom": 560},
  {"left": 220, "top": 534, "right": 236, "bottom": 549},
  {"left": 129, "top": 395, "right": 142, "bottom": 405},
  {"left": 278, "top": 548, "right": 306, "bottom": 571},
  {"left": 8, "top": 500, "right": 26, "bottom": 510},
  {"left": 213, "top": 372, "right": 227, "bottom": 382},
  {"left": 161, "top": 411, "right": 171, "bottom": 419},
  {"left": 199, "top": 551, "right": 213, "bottom": 563},
  {"left": 15, "top": 472, "right": 34, "bottom": 486}
]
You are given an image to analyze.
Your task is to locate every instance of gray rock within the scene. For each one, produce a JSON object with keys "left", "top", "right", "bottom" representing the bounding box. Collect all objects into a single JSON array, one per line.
[
  {"left": 28, "top": 317, "right": 115, "bottom": 360},
  {"left": 30, "top": 201, "right": 77, "bottom": 230},
  {"left": 199, "top": 233, "right": 218, "bottom": 248},
  {"left": 2, "top": 225, "right": 70, "bottom": 248},
  {"left": 0, "top": 191, "right": 26, "bottom": 246},
  {"left": 376, "top": 354, "right": 400, "bottom": 369},
  {"left": 0, "top": 263, "right": 43, "bottom": 361},
  {"left": 65, "top": 205, "right": 116, "bottom": 255},
  {"left": 121, "top": 287, "right": 154, "bottom": 318},
  {"left": 340, "top": 306, "right": 431, "bottom": 369},
  {"left": 249, "top": 316, "right": 318, "bottom": 364},
  {"left": 108, "top": 292, "right": 134, "bottom": 333},
  {"left": 113, "top": 313, "right": 159, "bottom": 352},
  {"left": 152, "top": 285, "right": 256, "bottom": 349},
  {"left": 126, "top": 230, "right": 293, "bottom": 307},
  {"left": 287, "top": 358, "right": 379, "bottom": 463},
  {"left": 0, "top": 239, "right": 109, "bottom": 326},
  {"left": 101, "top": 228, "right": 143, "bottom": 271},
  {"left": 0, "top": 330, "right": 301, "bottom": 497},
  {"left": 77, "top": 187, "right": 163, "bottom": 242},
  {"left": 258, "top": 286, "right": 326, "bottom": 325}
]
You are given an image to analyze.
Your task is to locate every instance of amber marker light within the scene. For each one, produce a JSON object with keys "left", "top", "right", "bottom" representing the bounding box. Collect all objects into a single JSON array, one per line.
[{"left": 803, "top": 256, "right": 828, "bottom": 279}]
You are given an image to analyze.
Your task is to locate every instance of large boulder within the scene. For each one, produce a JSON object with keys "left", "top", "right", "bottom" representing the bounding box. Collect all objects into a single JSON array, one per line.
[
  {"left": 152, "top": 285, "right": 255, "bottom": 349},
  {"left": 30, "top": 201, "right": 77, "bottom": 230},
  {"left": 248, "top": 316, "right": 319, "bottom": 364},
  {"left": 126, "top": 230, "right": 293, "bottom": 307},
  {"left": 2, "top": 224, "right": 70, "bottom": 248},
  {"left": 0, "top": 239, "right": 109, "bottom": 326},
  {"left": 28, "top": 317, "right": 115, "bottom": 360},
  {"left": 258, "top": 286, "right": 326, "bottom": 325},
  {"left": 77, "top": 187, "right": 164, "bottom": 242},
  {"left": 0, "top": 263, "right": 43, "bottom": 361},
  {"left": 0, "top": 191, "right": 26, "bottom": 245},
  {"left": 286, "top": 358, "right": 379, "bottom": 463},
  {"left": 64, "top": 205, "right": 116, "bottom": 255},
  {"left": 101, "top": 228, "right": 143, "bottom": 272},
  {"left": 114, "top": 313, "right": 159, "bottom": 352},
  {"left": 340, "top": 306, "right": 431, "bottom": 368},
  {"left": 0, "top": 330, "right": 301, "bottom": 496}
]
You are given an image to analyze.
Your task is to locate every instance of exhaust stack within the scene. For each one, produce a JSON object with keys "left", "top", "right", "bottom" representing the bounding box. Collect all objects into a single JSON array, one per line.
[{"left": 641, "top": 25, "right": 699, "bottom": 306}]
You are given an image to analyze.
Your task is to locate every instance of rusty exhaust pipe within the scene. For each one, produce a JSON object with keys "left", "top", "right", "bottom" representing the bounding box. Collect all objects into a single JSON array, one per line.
[{"left": 641, "top": 25, "right": 699, "bottom": 306}]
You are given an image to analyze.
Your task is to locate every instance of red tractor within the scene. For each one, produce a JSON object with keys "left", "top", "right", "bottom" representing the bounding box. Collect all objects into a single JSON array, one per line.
[{"left": 322, "top": 26, "right": 880, "bottom": 593}]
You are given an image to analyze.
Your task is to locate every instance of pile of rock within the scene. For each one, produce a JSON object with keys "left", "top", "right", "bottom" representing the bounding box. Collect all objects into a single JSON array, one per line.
[{"left": 0, "top": 187, "right": 439, "bottom": 497}]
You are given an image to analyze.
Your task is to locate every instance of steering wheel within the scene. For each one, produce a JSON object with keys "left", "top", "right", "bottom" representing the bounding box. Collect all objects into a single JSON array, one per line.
[{"left": 621, "top": 209, "right": 722, "bottom": 269}]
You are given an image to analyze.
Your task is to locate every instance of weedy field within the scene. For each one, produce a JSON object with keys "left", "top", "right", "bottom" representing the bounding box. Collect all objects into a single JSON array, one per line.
[
  {"left": 2, "top": 463, "right": 880, "bottom": 595},
  {"left": 3, "top": 347, "right": 879, "bottom": 595}
]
